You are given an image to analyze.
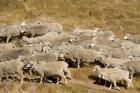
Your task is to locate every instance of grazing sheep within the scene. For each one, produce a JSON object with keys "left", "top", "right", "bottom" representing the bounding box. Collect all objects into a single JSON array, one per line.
[
  {"left": 95, "top": 55, "right": 130, "bottom": 68},
  {"left": 0, "top": 24, "right": 23, "bottom": 42},
  {"left": 62, "top": 46, "right": 101, "bottom": 68},
  {"left": 121, "top": 41, "right": 140, "bottom": 57},
  {"left": 0, "top": 48, "right": 31, "bottom": 62},
  {"left": 26, "top": 61, "right": 71, "bottom": 84},
  {"left": 21, "top": 23, "right": 63, "bottom": 37},
  {"left": 0, "top": 43, "right": 16, "bottom": 55},
  {"left": 0, "top": 56, "right": 25, "bottom": 82},
  {"left": 119, "top": 60, "right": 140, "bottom": 79},
  {"left": 124, "top": 34, "right": 140, "bottom": 44},
  {"left": 89, "top": 42, "right": 132, "bottom": 59},
  {"left": 22, "top": 51, "right": 59, "bottom": 62},
  {"left": 93, "top": 66, "right": 133, "bottom": 90},
  {"left": 22, "top": 32, "right": 70, "bottom": 45},
  {"left": 91, "top": 36, "right": 121, "bottom": 48}
]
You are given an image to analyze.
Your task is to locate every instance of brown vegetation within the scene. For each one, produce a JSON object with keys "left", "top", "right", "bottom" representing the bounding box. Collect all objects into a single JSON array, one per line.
[{"left": 0, "top": 0, "right": 140, "bottom": 37}]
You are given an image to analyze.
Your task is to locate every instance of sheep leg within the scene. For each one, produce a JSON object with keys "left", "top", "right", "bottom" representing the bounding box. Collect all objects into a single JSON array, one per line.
[
  {"left": 77, "top": 58, "right": 80, "bottom": 69},
  {"left": 98, "top": 78, "right": 101, "bottom": 84},
  {"left": 126, "top": 78, "right": 134, "bottom": 88},
  {"left": 40, "top": 77, "right": 43, "bottom": 84},
  {"left": 104, "top": 80, "right": 107, "bottom": 87},
  {"left": 63, "top": 69, "right": 71, "bottom": 80},
  {"left": 109, "top": 83, "right": 112, "bottom": 89},
  {"left": 16, "top": 68, "right": 24, "bottom": 83},
  {"left": 113, "top": 81, "right": 120, "bottom": 90},
  {"left": 21, "top": 76, "right": 24, "bottom": 83},
  {"left": 6, "top": 36, "right": 11, "bottom": 43},
  {"left": 56, "top": 77, "right": 60, "bottom": 84},
  {"left": 60, "top": 74, "right": 68, "bottom": 85}
]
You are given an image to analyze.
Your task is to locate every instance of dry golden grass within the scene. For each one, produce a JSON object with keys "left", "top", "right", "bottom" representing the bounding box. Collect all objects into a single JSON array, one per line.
[{"left": 0, "top": 0, "right": 140, "bottom": 36}]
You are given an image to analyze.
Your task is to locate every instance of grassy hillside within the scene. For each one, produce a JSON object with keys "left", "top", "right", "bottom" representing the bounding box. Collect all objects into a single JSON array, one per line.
[{"left": 0, "top": 0, "right": 140, "bottom": 36}]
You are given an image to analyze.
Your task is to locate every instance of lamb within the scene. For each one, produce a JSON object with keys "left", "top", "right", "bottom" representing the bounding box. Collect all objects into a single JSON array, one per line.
[
  {"left": 93, "top": 65, "right": 133, "bottom": 90},
  {"left": 0, "top": 24, "right": 23, "bottom": 42},
  {"left": 119, "top": 60, "right": 140, "bottom": 79},
  {"left": 95, "top": 55, "right": 130, "bottom": 68},
  {"left": 26, "top": 61, "right": 71, "bottom": 84},
  {"left": 21, "top": 23, "right": 63, "bottom": 37},
  {"left": 0, "top": 56, "right": 25, "bottom": 82},
  {"left": 124, "top": 34, "right": 140, "bottom": 44}
]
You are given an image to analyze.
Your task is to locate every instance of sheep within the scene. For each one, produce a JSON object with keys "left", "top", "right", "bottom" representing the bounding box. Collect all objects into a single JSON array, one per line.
[
  {"left": 61, "top": 46, "right": 101, "bottom": 68},
  {"left": 89, "top": 42, "right": 132, "bottom": 59},
  {"left": 22, "top": 32, "right": 70, "bottom": 45},
  {"left": 0, "top": 24, "right": 23, "bottom": 42},
  {"left": 0, "top": 43, "right": 16, "bottom": 55},
  {"left": 26, "top": 61, "right": 71, "bottom": 84},
  {"left": 0, "top": 48, "right": 31, "bottom": 62},
  {"left": 124, "top": 34, "right": 140, "bottom": 44},
  {"left": 119, "top": 60, "right": 140, "bottom": 79},
  {"left": 0, "top": 56, "right": 25, "bottom": 82},
  {"left": 121, "top": 41, "right": 140, "bottom": 57},
  {"left": 21, "top": 23, "right": 63, "bottom": 37},
  {"left": 22, "top": 42, "right": 45, "bottom": 54},
  {"left": 95, "top": 55, "right": 131, "bottom": 68},
  {"left": 91, "top": 36, "right": 121, "bottom": 48},
  {"left": 22, "top": 51, "right": 59, "bottom": 62},
  {"left": 93, "top": 65, "right": 133, "bottom": 90}
]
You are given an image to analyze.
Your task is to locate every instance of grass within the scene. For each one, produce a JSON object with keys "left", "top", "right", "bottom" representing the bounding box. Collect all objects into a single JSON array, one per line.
[{"left": 0, "top": 0, "right": 140, "bottom": 37}]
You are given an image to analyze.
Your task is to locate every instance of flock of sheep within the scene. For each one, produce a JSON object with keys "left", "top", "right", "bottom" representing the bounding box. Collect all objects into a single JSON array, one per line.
[{"left": 0, "top": 21, "right": 140, "bottom": 90}]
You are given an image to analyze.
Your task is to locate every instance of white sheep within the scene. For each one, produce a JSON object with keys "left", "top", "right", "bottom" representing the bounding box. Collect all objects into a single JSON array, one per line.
[
  {"left": 95, "top": 55, "right": 131, "bottom": 68},
  {"left": 93, "top": 65, "right": 133, "bottom": 90},
  {"left": 26, "top": 61, "right": 71, "bottom": 85},
  {"left": 0, "top": 56, "right": 25, "bottom": 82},
  {"left": 21, "top": 22, "right": 63, "bottom": 37},
  {"left": 119, "top": 60, "right": 140, "bottom": 79}
]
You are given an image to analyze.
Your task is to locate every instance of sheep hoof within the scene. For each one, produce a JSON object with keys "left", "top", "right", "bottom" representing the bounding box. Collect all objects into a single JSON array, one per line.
[
  {"left": 114, "top": 87, "right": 120, "bottom": 90},
  {"left": 56, "top": 81, "right": 60, "bottom": 84}
]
